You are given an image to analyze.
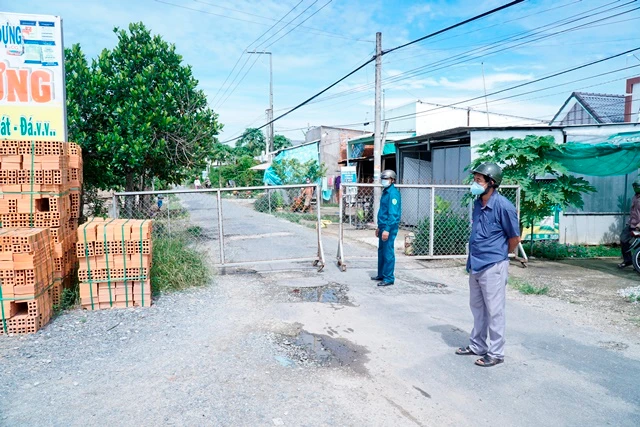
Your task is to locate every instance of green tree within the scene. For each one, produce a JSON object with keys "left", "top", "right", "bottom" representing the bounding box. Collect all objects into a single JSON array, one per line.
[
  {"left": 235, "top": 128, "right": 265, "bottom": 157},
  {"left": 273, "top": 134, "right": 292, "bottom": 151},
  {"left": 212, "top": 155, "right": 263, "bottom": 188},
  {"left": 65, "top": 23, "right": 221, "bottom": 194},
  {"left": 470, "top": 135, "right": 595, "bottom": 230},
  {"left": 270, "top": 158, "right": 326, "bottom": 185}
]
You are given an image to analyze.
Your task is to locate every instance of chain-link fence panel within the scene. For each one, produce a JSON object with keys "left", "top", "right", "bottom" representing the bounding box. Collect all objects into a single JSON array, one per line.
[
  {"left": 217, "top": 184, "right": 325, "bottom": 269},
  {"left": 113, "top": 191, "right": 221, "bottom": 264},
  {"left": 114, "top": 185, "right": 325, "bottom": 270},
  {"left": 338, "top": 184, "right": 521, "bottom": 265}
]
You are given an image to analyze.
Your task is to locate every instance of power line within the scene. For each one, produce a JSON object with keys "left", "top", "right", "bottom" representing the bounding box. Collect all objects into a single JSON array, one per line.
[
  {"left": 317, "top": 1, "right": 639, "bottom": 102},
  {"left": 220, "top": 0, "right": 526, "bottom": 143},
  {"left": 252, "top": 1, "right": 319, "bottom": 50},
  {"left": 385, "top": 0, "right": 619, "bottom": 62},
  {"left": 190, "top": 0, "right": 373, "bottom": 43},
  {"left": 383, "top": 0, "right": 525, "bottom": 54},
  {"left": 274, "top": 74, "right": 640, "bottom": 133},
  {"left": 383, "top": 47, "right": 640, "bottom": 123},
  {"left": 211, "top": 0, "right": 306, "bottom": 107},
  {"left": 263, "top": 0, "right": 334, "bottom": 50}
]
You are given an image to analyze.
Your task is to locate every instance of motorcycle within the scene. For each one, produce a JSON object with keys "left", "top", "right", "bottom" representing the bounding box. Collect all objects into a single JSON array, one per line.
[{"left": 629, "top": 229, "right": 640, "bottom": 274}]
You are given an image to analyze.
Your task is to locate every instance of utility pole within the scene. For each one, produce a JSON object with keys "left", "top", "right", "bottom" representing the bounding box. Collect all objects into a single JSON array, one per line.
[
  {"left": 247, "top": 50, "right": 273, "bottom": 159},
  {"left": 373, "top": 32, "right": 382, "bottom": 225}
]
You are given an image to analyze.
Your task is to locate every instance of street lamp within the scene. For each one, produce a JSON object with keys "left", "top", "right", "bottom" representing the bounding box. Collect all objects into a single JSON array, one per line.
[{"left": 247, "top": 50, "right": 273, "bottom": 159}]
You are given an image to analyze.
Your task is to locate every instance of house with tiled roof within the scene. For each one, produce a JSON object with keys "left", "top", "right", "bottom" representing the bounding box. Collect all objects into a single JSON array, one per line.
[{"left": 550, "top": 92, "right": 626, "bottom": 125}]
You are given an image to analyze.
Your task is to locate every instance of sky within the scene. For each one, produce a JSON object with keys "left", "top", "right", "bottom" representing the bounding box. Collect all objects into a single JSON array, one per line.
[{"left": 5, "top": 0, "right": 640, "bottom": 143}]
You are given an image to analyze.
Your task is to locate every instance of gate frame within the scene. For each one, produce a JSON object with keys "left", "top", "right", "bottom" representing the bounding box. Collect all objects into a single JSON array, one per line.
[
  {"left": 336, "top": 183, "right": 527, "bottom": 271},
  {"left": 113, "top": 183, "right": 326, "bottom": 271}
]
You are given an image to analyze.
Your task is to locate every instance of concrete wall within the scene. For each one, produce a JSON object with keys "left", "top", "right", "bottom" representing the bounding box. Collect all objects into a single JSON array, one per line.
[
  {"left": 559, "top": 213, "right": 623, "bottom": 245},
  {"left": 316, "top": 127, "right": 368, "bottom": 176}
]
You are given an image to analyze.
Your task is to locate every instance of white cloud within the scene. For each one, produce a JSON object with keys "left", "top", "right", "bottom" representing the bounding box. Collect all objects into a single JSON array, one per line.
[{"left": 437, "top": 73, "right": 534, "bottom": 91}]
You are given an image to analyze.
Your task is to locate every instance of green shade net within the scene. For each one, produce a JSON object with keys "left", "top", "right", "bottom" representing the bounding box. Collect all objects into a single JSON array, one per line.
[{"left": 546, "top": 131, "right": 640, "bottom": 176}]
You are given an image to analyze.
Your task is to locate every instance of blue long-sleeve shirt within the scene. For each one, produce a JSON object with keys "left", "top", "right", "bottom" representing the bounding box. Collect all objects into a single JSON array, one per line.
[{"left": 377, "top": 184, "right": 401, "bottom": 232}]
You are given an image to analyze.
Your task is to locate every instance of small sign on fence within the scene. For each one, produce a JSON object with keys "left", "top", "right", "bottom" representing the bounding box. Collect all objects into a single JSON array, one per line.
[{"left": 341, "top": 166, "right": 357, "bottom": 196}]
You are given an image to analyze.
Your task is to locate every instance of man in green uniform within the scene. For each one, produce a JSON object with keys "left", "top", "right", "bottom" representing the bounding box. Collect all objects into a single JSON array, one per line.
[{"left": 371, "top": 170, "right": 402, "bottom": 286}]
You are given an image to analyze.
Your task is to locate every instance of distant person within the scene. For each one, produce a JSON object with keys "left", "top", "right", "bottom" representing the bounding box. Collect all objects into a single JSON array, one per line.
[
  {"left": 194, "top": 178, "right": 201, "bottom": 189},
  {"left": 371, "top": 170, "right": 401, "bottom": 287},
  {"left": 619, "top": 176, "right": 640, "bottom": 269},
  {"left": 301, "top": 178, "right": 314, "bottom": 213},
  {"left": 205, "top": 179, "right": 212, "bottom": 189},
  {"left": 456, "top": 163, "right": 520, "bottom": 368}
]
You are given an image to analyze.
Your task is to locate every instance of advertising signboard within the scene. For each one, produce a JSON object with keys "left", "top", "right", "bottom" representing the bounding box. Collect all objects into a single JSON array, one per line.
[{"left": 0, "top": 12, "right": 66, "bottom": 141}]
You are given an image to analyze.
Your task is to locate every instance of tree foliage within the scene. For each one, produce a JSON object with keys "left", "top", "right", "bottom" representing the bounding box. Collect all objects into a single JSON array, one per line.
[
  {"left": 273, "top": 134, "right": 292, "bottom": 151},
  {"left": 270, "top": 158, "right": 326, "bottom": 185},
  {"left": 470, "top": 135, "right": 595, "bottom": 228},
  {"left": 65, "top": 22, "right": 221, "bottom": 192},
  {"left": 235, "top": 128, "right": 265, "bottom": 157},
  {"left": 210, "top": 155, "right": 263, "bottom": 188}
]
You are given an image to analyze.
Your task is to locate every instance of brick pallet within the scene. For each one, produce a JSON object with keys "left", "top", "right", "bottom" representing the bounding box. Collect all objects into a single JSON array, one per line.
[
  {"left": 0, "top": 228, "right": 57, "bottom": 335},
  {"left": 0, "top": 141, "right": 83, "bottom": 335},
  {"left": 77, "top": 218, "right": 153, "bottom": 310}
]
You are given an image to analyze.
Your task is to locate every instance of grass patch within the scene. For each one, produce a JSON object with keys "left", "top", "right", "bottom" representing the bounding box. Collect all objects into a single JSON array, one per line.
[
  {"left": 509, "top": 278, "right": 549, "bottom": 295},
  {"left": 151, "top": 236, "right": 211, "bottom": 293},
  {"left": 60, "top": 286, "right": 78, "bottom": 310},
  {"left": 527, "top": 241, "right": 620, "bottom": 260}
]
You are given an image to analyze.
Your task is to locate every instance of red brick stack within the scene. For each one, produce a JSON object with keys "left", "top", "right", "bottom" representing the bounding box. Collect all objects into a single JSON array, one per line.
[
  {"left": 0, "top": 228, "right": 55, "bottom": 335},
  {"left": 77, "top": 218, "right": 153, "bottom": 310},
  {"left": 0, "top": 140, "right": 83, "bottom": 335}
]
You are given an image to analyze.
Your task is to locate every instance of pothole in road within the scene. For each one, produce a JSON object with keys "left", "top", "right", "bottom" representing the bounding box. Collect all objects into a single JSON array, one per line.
[
  {"left": 273, "top": 330, "right": 369, "bottom": 375},
  {"left": 288, "top": 283, "right": 351, "bottom": 305}
]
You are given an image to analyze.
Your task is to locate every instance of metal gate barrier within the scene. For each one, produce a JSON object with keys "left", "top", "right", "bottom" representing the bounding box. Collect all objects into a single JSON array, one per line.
[
  {"left": 113, "top": 184, "right": 326, "bottom": 271},
  {"left": 336, "top": 183, "right": 525, "bottom": 271}
]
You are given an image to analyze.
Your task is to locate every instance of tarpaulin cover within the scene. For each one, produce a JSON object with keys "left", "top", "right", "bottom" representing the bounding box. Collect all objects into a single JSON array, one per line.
[
  {"left": 546, "top": 131, "right": 640, "bottom": 176},
  {"left": 263, "top": 142, "right": 319, "bottom": 185}
]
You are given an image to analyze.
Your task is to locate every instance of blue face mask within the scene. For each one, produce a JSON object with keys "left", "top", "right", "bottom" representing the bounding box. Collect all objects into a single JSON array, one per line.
[
  {"left": 381, "top": 179, "right": 391, "bottom": 188},
  {"left": 470, "top": 182, "right": 486, "bottom": 196}
]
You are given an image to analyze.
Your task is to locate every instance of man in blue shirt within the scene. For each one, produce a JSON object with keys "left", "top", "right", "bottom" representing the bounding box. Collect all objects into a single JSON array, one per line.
[
  {"left": 456, "top": 163, "right": 520, "bottom": 367},
  {"left": 371, "top": 170, "right": 402, "bottom": 286}
]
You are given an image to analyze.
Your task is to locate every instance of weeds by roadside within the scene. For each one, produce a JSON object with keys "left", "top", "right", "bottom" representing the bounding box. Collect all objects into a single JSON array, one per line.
[
  {"left": 53, "top": 282, "right": 79, "bottom": 314},
  {"left": 151, "top": 235, "right": 211, "bottom": 293},
  {"left": 509, "top": 278, "right": 549, "bottom": 295},
  {"left": 527, "top": 241, "right": 619, "bottom": 260},
  {"left": 618, "top": 286, "right": 640, "bottom": 304}
]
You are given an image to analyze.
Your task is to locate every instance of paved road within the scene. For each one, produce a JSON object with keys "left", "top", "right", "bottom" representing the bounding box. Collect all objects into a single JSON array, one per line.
[
  {"left": 0, "top": 194, "right": 638, "bottom": 426},
  {"left": 182, "top": 195, "right": 640, "bottom": 425}
]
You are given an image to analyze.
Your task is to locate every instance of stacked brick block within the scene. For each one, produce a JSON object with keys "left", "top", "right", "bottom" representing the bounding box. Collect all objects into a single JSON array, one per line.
[
  {"left": 0, "top": 228, "right": 55, "bottom": 335},
  {"left": 0, "top": 141, "right": 83, "bottom": 283},
  {"left": 0, "top": 140, "right": 83, "bottom": 335},
  {"left": 77, "top": 218, "right": 153, "bottom": 310}
]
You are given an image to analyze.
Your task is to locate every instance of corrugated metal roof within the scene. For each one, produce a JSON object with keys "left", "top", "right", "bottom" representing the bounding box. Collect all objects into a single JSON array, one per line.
[{"left": 572, "top": 92, "right": 625, "bottom": 124}]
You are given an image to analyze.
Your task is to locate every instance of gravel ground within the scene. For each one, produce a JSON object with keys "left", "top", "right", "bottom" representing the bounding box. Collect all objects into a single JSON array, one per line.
[
  {"left": 3, "top": 196, "right": 640, "bottom": 426},
  {"left": 0, "top": 272, "right": 423, "bottom": 427}
]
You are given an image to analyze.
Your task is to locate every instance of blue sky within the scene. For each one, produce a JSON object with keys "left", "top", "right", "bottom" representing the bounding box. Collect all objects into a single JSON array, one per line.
[{"left": 6, "top": 0, "right": 640, "bottom": 142}]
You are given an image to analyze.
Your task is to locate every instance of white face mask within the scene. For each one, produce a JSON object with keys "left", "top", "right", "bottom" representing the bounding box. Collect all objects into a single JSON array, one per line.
[{"left": 381, "top": 179, "right": 391, "bottom": 188}]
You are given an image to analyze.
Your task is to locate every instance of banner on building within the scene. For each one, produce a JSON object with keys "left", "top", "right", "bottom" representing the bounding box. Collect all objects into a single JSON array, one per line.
[{"left": 0, "top": 12, "right": 66, "bottom": 141}]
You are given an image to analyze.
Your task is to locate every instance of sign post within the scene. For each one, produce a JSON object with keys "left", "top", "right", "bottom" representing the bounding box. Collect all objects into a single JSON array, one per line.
[{"left": 0, "top": 12, "right": 66, "bottom": 141}]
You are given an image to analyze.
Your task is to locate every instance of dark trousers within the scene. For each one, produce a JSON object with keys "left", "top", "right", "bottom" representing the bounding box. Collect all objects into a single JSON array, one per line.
[
  {"left": 621, "top": 227, "right": 633, "bottom": 264},
  {"left": 377, "top": 229, "right": 398, "bottom": 283}
]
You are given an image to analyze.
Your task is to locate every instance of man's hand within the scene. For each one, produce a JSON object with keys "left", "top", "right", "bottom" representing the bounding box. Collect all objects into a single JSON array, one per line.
[
  {"left": 381, "top": 231, "right": 389, "bottom": 241},
  {"left": 508, "top": 236, "right": 520, "bottom": 253},
  {"left": 375, "top": 229, "right": 379, "bottom": 238}
]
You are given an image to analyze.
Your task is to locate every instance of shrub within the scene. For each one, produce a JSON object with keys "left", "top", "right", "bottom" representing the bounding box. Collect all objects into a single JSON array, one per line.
[
  {"left": 254, "top": 191, "right": 285, "bottom": 213},
  {"left": 412, "top": 196, "right": 470, "bottom": 256}
]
